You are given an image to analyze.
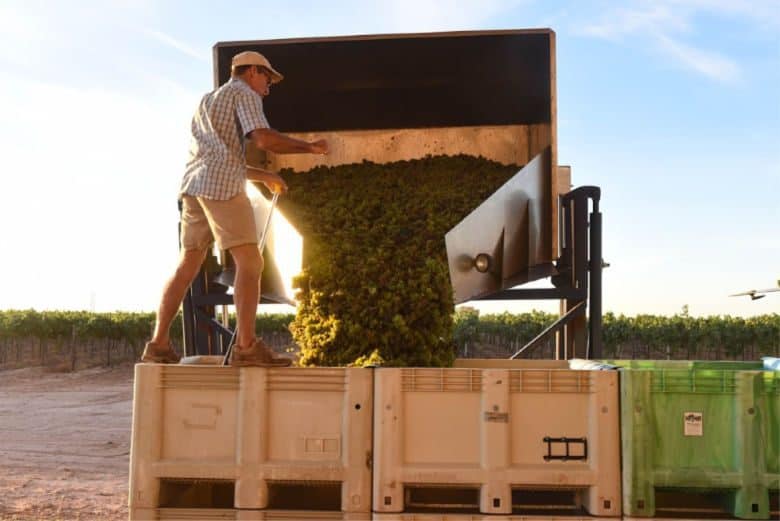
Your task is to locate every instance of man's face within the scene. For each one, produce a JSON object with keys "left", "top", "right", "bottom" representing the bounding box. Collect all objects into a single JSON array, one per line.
[{"left": 247, "top": 66, "right": 272, "bottom": 97}]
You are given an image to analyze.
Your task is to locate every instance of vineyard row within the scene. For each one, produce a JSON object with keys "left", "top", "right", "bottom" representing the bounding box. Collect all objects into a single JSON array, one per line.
[{"left": 0, "top": 310, "right": 777, "bottom": 370}]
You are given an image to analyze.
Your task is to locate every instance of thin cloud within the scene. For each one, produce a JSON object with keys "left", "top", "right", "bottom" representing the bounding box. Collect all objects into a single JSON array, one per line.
[
  {"left": 145, "top": 29, "right": 209, "bottom": 62},
  {"left": 581, "top": 4, "right": 689, "bottom": 40},
  {"left": 667, "top": 0, "right": 780, "bottom": 31},
  {"left": 654, "top": 33, "right": 740, "bottom": 83},
  {"left": 578, "top": 1, "right": 751, "bottom": 84}
]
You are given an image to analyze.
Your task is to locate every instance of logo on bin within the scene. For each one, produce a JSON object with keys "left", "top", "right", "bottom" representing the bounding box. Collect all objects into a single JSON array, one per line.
[{"left": 684, "top": 411, "right": 703, "bottom": 436}]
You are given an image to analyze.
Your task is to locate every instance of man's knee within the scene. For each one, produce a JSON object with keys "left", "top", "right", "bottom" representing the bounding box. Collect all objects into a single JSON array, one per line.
[{"left": 230, "top": 244, "right": 264, "bottom": 275}]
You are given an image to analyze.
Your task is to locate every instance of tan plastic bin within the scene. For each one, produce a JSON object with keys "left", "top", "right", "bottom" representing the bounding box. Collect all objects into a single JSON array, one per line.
[
  {"left": 374, "top": 515, "right": 620, "bottom": 521},
  {"left": 372, "top": 366, "right": 620, "bottom": 516},
  {"left": 129, "top": 364, "right": 373, "bottom": 517},
  {"left": 129, "top": 508, "right": 369, "bottom": 520}
]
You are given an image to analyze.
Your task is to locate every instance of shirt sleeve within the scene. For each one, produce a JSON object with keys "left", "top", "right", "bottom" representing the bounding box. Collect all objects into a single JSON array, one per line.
[{"left": 236, "top": 90, "right": 270, "bottom": 136}]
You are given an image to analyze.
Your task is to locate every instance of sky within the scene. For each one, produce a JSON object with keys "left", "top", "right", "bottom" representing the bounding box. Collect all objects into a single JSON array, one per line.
[{"left": 0, "top": 0, "right": 777, "bottom": 318}]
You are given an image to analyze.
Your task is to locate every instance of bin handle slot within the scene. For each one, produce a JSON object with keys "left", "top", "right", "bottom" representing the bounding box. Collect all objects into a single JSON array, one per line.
[{"left": 543, "top": 436, "right": 588, "bottom": 461}]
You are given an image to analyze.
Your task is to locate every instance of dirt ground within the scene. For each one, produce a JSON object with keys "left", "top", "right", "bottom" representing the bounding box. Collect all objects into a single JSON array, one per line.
[{"left": 0, "top": 364, "right": 134, "bottom": 521}]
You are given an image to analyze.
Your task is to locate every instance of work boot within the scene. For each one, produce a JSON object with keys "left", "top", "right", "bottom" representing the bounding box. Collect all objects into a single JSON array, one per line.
[
  {"left": 230, "top": 338, "right": 292, "bottom": 367},
  {"left": 141, "top": 341, "right": 181, "bottom": 364}
]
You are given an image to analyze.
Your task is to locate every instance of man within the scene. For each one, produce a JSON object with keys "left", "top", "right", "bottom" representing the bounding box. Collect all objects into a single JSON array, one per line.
[{"left": 142, "top": 51, "right": 328, "bottom": 367}]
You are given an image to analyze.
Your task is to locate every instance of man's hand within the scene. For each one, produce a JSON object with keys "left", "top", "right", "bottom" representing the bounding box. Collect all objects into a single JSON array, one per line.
[
  {"left": 309, "top": 139, "right": 329, "bottom": 155},
  {"left": 264, "top": 175, "right": 288, "bottom": 194},
  {"left": 246, "top": 166, "right": 288, "bottom": 194}
]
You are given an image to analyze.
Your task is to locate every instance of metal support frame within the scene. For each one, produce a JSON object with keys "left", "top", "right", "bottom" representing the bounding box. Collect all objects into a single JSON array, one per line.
[
  {"left": 476, "top": 185, "right": 603, "bottom": 359},
  {"left": 556, "top": 186, "right": 603, "bottom": 359},
  {"left": 181, "top": 248, "right": 230, "bottom": 357},
  {"left": 555, "top": 186, "right": 603, "bottom": 359},
  {"left": 509, "top": 301, "right": 585, "bottom": 359}
]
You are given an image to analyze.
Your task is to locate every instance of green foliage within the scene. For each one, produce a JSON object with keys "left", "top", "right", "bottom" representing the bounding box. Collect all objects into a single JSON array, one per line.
[
  {"left": 601, "top": 312, "right": 780, "bottom": 358},
  {"left": 451, "top": 309, "right": 780, "bottom": 359},
  {"left": 453, "top": 309, "right": 559, "bottom": 357},
  {"left": 0, "top": 310, "right": 776, "bottom": 361},
  {"left": 278, "top": 155, "right": 522, "bottom": 366},
  {"left": 0, "top": 310, "right": 293, "bottom": 345},
  {"left": 454, "top": 309, "right": 557, "bottom": 344},
  {"left": 0, "top": 309, "right": 159, "bottom": 343}
]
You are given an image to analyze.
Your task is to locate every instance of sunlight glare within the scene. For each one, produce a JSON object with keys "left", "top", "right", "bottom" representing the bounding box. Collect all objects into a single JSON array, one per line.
[{"left": 247, "top": 181, "right": 303, "bottom": 303}]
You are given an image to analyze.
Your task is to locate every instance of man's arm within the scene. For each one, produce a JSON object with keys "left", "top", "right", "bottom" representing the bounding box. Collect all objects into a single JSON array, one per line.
[{"left": 249, "top": 128, "right": 328, "bottom": 155}]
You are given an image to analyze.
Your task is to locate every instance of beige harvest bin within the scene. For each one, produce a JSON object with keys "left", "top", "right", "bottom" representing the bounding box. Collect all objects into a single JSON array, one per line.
[
  {"left": 129, "top": 364, "right": 373, "bottom": 517},
  {"left": 372, "top": 364, "right": 621, "bottom": 515},
  {"left": 373, "top": 515, "right": 621, "bottom": 521},
  {"left": 130, "top": 510, "right": 621, "bottom": 520},
  {"left": 130, "top": 508, "right": 369, "bottom": 520}
]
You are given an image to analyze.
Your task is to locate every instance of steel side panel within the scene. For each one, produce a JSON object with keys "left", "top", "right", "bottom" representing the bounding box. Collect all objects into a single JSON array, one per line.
[{"left": 445, "top": 147, "right": 552, "bottom": 304}]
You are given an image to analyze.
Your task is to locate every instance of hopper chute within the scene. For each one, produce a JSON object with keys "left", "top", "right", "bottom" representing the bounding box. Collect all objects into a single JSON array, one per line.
[{"left": 445, "top": 147, "right": 554, "bottom": 304}]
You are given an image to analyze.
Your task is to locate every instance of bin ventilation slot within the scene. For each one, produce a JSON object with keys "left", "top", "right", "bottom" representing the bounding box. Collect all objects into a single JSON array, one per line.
[
  {"left": 651, "top": 369, "right": 737, "bottom": 394},
  {"left": 404, "top": 485, "right": 480, "bottom": 510},
  {"left": 161, "top": 367, "right": 239, "bottom": 390},
  {"left": 155, "top": 509, "right": 238, "bottom": 520},
  {"left": 267, "top": 480, "right": 342, "bottom": 510},
  {"left": 158, "top": 478, "right": 234, "bottom": 508},
  {"left": 511, "top": 488, "right": 583, "bottom": 514},
  {"left": 654, "top": 489, "right": 748, "bottom": 517},
  {"left": 401, "top": 368, "right": 483, "bottom": 392},
  {"left": 543, "top": 436, "right": 587, "bottom": 461},
  {"left": 510, "top": 370, "right": 593, "bottom": 393},
  {"left": 267, "top": 370, "right": 346, "bottom": 392}
]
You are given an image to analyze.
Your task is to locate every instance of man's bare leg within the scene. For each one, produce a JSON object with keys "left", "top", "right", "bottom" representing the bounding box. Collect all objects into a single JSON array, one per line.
[
  {"left": 151, "top": 248, "right": 208, "bottom": 345},
  {"left": 229, "top": 244, "right": 264, "bottom": 348}
]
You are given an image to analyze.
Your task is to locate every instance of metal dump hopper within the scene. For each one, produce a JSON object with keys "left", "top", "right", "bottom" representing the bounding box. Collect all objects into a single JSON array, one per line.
[
  {"left": 215, "top": 29, "right": 560, "bottom": 289},
  {"left": 184, "top": 30, "right": 597, "bottom": 358}
]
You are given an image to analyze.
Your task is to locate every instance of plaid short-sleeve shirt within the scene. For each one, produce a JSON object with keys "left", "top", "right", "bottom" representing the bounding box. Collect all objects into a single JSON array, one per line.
[{"left": 180, "top": 78, "right": 270, "bottom": 200}]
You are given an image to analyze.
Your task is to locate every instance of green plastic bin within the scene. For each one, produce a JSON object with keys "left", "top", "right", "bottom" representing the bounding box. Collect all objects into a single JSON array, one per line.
[
  {"left": 611, "top": 361, "right": 779, "bottom": 519},
  {"left": 764, "top": 371, "right": 779, "bottom": 476},
  {"left": 602, "top": 359, "right": 766, "bottom": 371}
]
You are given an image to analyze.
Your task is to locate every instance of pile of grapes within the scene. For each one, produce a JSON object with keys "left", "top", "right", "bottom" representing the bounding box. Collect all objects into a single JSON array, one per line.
[{"left": 278, "top": 154, "right": 520, "bottom": 366}]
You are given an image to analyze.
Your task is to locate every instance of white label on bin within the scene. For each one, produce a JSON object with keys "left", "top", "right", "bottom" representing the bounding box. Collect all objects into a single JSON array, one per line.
[
  {"left": 684, "top": 411, "right": 703, "bottom": 436},
  {"left": 484, "top": 411, "right": 509, "bottom": 423}
]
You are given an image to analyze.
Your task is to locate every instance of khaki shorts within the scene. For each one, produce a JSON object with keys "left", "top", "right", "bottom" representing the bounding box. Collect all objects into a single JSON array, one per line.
[{"left": 180, "top": 193, "right": 257, "bottom": 251}]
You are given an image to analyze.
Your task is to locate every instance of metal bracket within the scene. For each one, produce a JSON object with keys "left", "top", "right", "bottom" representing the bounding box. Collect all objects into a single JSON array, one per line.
[{"left": 509, "top": 301, "right": 585, "bottom": 359}]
